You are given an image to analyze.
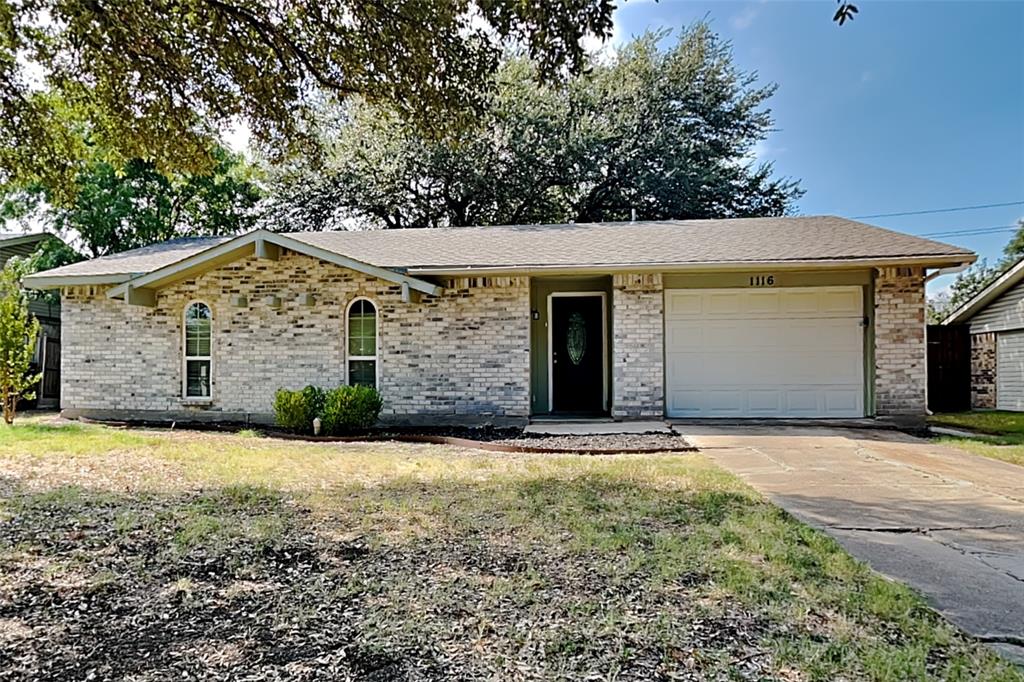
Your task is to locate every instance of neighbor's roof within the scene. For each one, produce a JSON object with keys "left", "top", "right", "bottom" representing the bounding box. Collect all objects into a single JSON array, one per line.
[
  {"left": 942, "top": 256, "right": 1024, "bottom": 325},
  {"left": 25, "top": 216, "right": 974, "bottom": 288}
]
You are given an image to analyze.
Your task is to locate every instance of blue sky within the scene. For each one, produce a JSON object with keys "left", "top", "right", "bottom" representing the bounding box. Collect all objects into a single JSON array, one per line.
[{"left": 601, "top": 0, "right": 1023, "bottom": 294}]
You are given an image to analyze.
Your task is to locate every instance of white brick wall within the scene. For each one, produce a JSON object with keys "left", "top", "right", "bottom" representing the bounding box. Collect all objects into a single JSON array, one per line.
[
  {"left": 611, "top": 273, "right": 664, "bottom": 418},
  {"left": 874, "top": 266, "right": 927, "bottom": 416},
  {"left": 61, "top": 252, "right": 530, "bottom": 421}
]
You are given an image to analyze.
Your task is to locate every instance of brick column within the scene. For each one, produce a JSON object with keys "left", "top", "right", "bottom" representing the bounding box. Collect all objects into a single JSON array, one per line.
[
  {"left": 611, "top": 273, "right": 664, "bottom": 419},
  {"left": 970, "top": 332, "right": 997, "bottom": 409},
  {"left": 874, "top": 266, "right": 927, "bottom": 416}
]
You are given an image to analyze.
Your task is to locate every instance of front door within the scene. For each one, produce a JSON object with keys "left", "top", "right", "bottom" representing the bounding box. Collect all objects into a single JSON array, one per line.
[{"left": 550, "top": 295, "right": 605, "bottom": 413}]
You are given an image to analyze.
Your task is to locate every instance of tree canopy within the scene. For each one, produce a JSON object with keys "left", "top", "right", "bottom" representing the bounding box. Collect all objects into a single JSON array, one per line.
[
  {"left": 0, "top": 0, "right": 614, "bottom": 198},
  {"left": 267, "top": 24, "right": 803, "bottom": 231},
  {"left": 4, "top": 145, "right": 262, "bottom": 264}
]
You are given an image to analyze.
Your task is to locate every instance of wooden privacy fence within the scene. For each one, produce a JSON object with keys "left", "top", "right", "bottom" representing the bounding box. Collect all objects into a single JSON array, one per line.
[{"left": 926, "top": 324, "right": 970, "bottom": 413}]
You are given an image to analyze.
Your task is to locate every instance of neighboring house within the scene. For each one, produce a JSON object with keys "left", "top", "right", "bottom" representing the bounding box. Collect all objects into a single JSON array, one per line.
[
  {"left": 942, "top": 257, "right": 1024, "bottom": 410},
  {"left": 23, "top": 217, "right": 974, "bottom": 424},
  {"left": 0, "top": 232, "right": 63, "bottom": 408}
]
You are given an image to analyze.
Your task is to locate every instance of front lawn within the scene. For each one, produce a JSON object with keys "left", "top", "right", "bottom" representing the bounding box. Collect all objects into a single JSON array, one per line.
[
  {"left": 929, "top": 411, "right": 1024, "bottom": 439},
  {"left": 0, "top": 420, "right": 1018, "bottom": 680},
  {"left": 930, "top": 411, "right": 1024, "bottom": 467}
]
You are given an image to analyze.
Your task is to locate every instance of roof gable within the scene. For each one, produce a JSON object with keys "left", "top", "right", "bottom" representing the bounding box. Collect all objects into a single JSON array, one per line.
[
  {"left": 942, "top": 256, "right": 1024, "bottom": 325},
  {"left": 100, "top": 230, "right": 442, "bottom": 305}
]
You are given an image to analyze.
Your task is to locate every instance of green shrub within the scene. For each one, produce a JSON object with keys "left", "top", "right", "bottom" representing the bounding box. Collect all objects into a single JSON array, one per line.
[
  {"left": 272, "top": 388, "right": 309, "bottom": 432},
  {"left": 320, "top": 385, "right": 383, "bottom": 434},
  {"left": 300, "top": 385, "right": 326, "bottom": 420}
]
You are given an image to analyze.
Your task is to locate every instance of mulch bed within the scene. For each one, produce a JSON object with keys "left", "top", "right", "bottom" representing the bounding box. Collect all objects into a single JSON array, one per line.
[{"left": 81, "top": 418, "right": 696, "bottom": 454}]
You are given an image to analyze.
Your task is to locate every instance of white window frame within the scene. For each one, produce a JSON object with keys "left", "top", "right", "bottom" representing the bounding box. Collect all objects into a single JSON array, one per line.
[
  {"left": 182, "top": 300, "right": 213, "bottom": 401},
  {"left": 345, "top": 297, "right": 380, "bottom": 388}
]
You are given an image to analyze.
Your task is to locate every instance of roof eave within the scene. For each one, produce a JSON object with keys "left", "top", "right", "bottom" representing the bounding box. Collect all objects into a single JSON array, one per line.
[
  {"left": 942, "top": 256, "right": 1024, "bottom": 325},
  {"left": 22, "top": 273, "right": 135, "bottom": 290},
  {"left": 408, "top": 253, "right": 977, "bottom": 277}
]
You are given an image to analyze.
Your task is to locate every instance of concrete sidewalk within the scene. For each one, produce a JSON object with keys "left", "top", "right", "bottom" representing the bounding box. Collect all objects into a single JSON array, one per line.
[{"left": 684, "top": 425, "right": 1024, "bottom": 665}]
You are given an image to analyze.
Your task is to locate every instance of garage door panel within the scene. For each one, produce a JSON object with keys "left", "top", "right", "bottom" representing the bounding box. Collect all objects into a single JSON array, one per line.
[
  {"left": 664, "top": 286, "right": 865, "bottom": 418},
  {"left": 707, "top": 293, "right": 741, "bottom": 314},
  {"left": 668, "top": 349, "right": 862, "bottom": 386},
  {"left": 667, "top": 292, "right": 703, "bottom": 316}
]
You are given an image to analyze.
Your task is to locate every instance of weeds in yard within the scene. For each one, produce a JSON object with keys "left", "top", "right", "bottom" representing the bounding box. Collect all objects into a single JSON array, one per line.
[{"left": 0, "top": 421, "right": 1020, "bottom": 680}]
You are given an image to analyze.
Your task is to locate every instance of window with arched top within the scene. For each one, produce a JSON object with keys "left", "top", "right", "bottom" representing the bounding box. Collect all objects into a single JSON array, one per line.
[
  {"left": 346, "top": 298, "right": 377, "bottom": 388},
  {"left": 183, "top": 301, "right": 212, "bottom": 399}
]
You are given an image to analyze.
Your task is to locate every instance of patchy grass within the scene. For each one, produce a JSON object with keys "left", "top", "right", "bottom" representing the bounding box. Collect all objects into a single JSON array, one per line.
[
  {"left": 929, "top": 411, "right": 1024, "bottom": 439},
  {"left": 930, "top": 412, "right": 1024, "bottom": 467},
  {"left": 935, "top": 437, "right": 1024, "bottom": 468},
  {"left": 0, "top": 420, "right": 1019, "bottom": 681}
]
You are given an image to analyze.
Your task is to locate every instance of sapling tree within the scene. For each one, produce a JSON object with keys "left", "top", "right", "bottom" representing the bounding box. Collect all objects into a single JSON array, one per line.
[{"left": 0, "top": 268, "right": 41, "bottom": 424}]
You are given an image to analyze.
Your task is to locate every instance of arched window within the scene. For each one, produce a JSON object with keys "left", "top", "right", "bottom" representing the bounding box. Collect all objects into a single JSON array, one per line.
[
  {"left": 183, "top": 301, "right": 212, "bottom": 398},
  {"left": 346, "top": 298, "right": 377, "bottom": 388}
]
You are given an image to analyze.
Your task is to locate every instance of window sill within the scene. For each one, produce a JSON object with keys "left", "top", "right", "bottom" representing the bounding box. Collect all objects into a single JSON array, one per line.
[{"left": 181, "top": 398, "right": 214, "bottom": 407}]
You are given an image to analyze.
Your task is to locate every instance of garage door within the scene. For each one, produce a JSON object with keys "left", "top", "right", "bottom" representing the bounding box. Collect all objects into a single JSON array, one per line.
[
  {"left": 997, "top": 331, "right": 1024, "bottom": 411},
  {"left": 665, "top": 287, "right": 865, "bottom": 418}
]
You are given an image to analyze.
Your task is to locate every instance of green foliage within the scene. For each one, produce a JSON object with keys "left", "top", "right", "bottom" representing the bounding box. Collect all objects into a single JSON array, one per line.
[
  {"left": 0, "top": 0, "right": 614, "bottom": 197},
  {"left": 320, "top": 385, "right": 383, "bottom": 435},
  {"left": 4, "top": 237, "right": 84, "bottom": 306},
  {"left": 268, "top": 24, "right": 802, "bottom": 230},
  {"left": 272, "top": 388, "right": 316, "bottom": 433},
  {"left": 273, "top": 384, "right": 380, "bottom": 435},
  {"left": 46, "top": 147, "right": 262, "bottom": 257},
  {"left": 929, "top": 219, "right": 1024, "bottom": 323},
  {"left": 0, "top": 268, "right": 41, "bottom": 424}
]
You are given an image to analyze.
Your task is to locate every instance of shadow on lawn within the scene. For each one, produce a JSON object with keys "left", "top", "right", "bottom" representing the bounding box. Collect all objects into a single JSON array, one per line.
[{"left": 0, "top": 475, "right": 1016, "bottom": 681}]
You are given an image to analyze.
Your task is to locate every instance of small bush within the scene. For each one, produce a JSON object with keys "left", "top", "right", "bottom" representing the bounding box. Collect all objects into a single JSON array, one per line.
[
  {"left": 300, "top": 385, "right": 326, "bottom": 420},
  {"left": 273, "top": 388, "right": 314, "bottom": 433},
  {"left": 274, "top": 384, "right": 382, "bottom": 435},
  {"left": 320, "top": 385, "right": 383, "bottom": 434}
]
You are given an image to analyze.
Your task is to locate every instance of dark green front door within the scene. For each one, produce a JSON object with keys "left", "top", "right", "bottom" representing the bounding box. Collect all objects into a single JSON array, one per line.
[{"left": 551, "top": 295, "right": 605, "bottom": 413}]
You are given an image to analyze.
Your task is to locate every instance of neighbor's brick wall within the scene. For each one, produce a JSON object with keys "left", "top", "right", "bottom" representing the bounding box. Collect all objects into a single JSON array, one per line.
[
  {"left": 611, "top": 273, "right": 664, "bottom": 418},
  {"left": 970, "top": 332, "right": 997, "bottom": 409},
  {"left": 873, "top": 266, "right": 927, "bottom": 416},
  {"left": 61, "top": 252, "right": 530, "bottom": 420}
]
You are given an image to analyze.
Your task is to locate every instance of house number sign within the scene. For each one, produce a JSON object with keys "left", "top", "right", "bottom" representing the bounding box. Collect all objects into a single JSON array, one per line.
[{"left": 748, "top": 274, "right": 776, "bottom": 287}]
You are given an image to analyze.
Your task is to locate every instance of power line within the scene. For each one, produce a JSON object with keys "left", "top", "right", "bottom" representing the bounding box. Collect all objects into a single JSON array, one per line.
[
  {"left": 921, "top": 224, "right": 1019, "bottom": 238},
  {"left": 852, "top": 200, "right": 1024, "bottom": 220}
]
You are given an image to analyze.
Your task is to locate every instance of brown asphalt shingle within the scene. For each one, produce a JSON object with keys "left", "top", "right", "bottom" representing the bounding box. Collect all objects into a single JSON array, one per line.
[{"left": 32, "top": 216, "right": 972, "bottom": 280}]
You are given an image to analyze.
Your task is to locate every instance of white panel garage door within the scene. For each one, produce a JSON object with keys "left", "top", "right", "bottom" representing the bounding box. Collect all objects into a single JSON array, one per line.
[
  {"left": 996, "top": 331, "right": 1024, "bottom": 411},
  {"left": 665, "top": 286, "right": 865, "bottom": 418}
]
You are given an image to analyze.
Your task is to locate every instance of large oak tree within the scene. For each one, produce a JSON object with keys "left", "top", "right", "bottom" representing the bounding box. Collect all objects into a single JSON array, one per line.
[
  {"left": 267, "top": 24, "right": 804, "bottom": 230},
  {"left": 0, "top": 0, "right": 614, "bottom": 199}
]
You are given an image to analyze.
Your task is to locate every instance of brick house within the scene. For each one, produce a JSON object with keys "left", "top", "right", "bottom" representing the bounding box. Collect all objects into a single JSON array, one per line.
[
  {"left": 24, "top": 217, "right": 974, "bottom": 424},
  {"left": 942, "top": 256, "right": 1024, "bottom": 410}
]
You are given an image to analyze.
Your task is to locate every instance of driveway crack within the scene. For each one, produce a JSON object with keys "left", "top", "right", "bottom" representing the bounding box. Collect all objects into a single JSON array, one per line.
[{"left": 829, "top": 523, "right": 1015, "bottom": 533}]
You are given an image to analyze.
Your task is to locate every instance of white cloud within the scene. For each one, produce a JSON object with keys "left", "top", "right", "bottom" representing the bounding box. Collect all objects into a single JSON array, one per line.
[{"left": 730, "top": 6, "right": 759, "bottom": 31}]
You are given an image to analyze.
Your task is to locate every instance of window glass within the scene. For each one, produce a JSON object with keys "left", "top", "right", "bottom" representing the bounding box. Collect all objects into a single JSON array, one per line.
[
  {"left": 347, "top": 300, "right": 377, "bottom": 388},
  {"left": 184, "top": 302, "right": 212, "bottom": 398},
  {"left": 348, "top": 300, "right": 376, "bottom": 357},
  {"left": 348, "top": 359, "right": 376, "bottom": 389}
]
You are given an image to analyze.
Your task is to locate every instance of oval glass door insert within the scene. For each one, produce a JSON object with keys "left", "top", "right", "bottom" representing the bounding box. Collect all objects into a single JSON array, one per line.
[{"left": 567, "top": 311, "right": 587, "bottom": 365}]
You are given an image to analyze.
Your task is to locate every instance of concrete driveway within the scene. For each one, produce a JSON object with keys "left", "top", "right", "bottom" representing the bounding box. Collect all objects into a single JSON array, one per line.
[{"left": 684, "top": 425, "right": 1024, "bottom": 664}]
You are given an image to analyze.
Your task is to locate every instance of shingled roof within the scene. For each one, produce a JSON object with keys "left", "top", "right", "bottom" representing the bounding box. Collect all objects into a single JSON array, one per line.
[{"left": 25, "top": 216, "right": 974, "bottom": 288}]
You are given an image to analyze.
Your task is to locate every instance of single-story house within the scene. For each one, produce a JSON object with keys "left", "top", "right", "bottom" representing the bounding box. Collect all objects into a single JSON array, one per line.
[
  {"left": 1, "top": 231, "right": 64, "bottom": 408},
  {"left": 942, "top": 256, "right": 1024, "bottom": 410},
  {"left": 23, "top": 217, "right": 974, "bottom": 424}
]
